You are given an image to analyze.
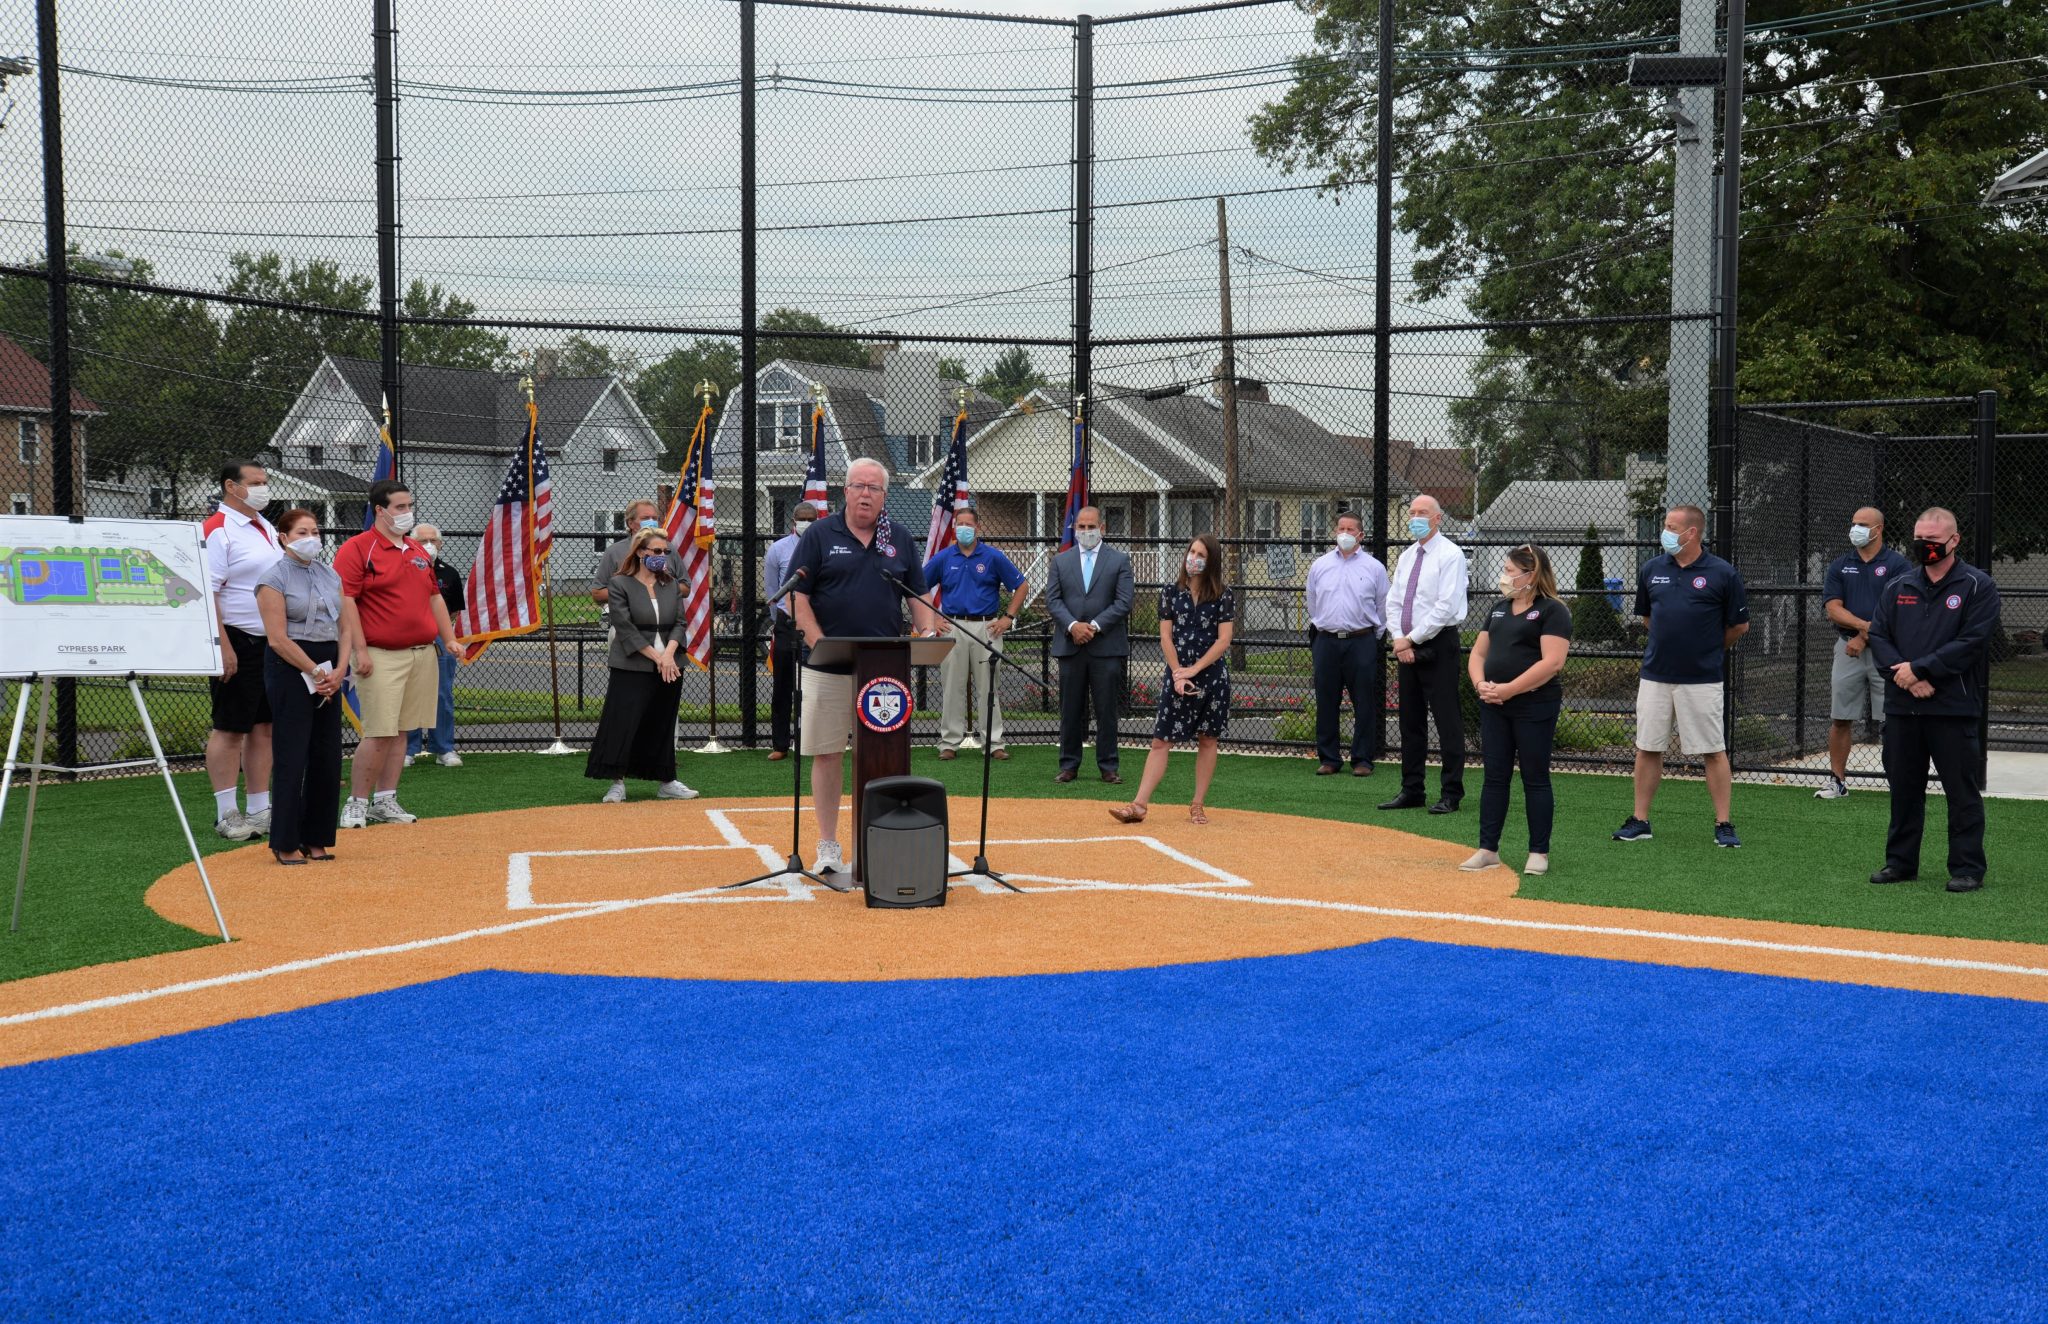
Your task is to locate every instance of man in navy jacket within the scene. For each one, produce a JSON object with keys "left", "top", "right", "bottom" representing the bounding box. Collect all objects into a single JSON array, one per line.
[{"left": 1866, "top": 506, "right": 2000, "bottom": 892}]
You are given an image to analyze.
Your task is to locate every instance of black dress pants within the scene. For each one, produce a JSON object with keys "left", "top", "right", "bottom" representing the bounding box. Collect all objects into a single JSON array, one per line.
[
  {"left": 770, "top": 613, "right": 797, "bottom": 752},
  {"left": 262, "top": 641, "right": 342, "bottom": 854},
  {"left": 1478, "top": 693, "right": 1559, "bottom": 853},
  {"left": 1396, "top": 631, "right": 1465, "bottom": 801},
  {"left": 1883, "top": 714, "right": 1986, "bottom": 881},
  {"left": 1312, "top": 630, "right": 1381, "bottom": 766},
  {"left": 1058, "top": 652, "right": 1123, "bottom": 774}
]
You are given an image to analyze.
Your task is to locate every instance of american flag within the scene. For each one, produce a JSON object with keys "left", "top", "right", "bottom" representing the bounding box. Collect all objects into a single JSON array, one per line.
[
  {"left": 663, "top": 399, "right": 717, "bottom": 670},
  {"left": 1058, "top": 398, "right": 1090, "bottom": 551},
  {"left": 802, "top": 398, "right": 830, "bottom": 512},
  {"left": 923, "top": 402, "right": 973, "bottom": 608},
  {"left": 454, "top": 395, "right": 553, "bottom": 661}
]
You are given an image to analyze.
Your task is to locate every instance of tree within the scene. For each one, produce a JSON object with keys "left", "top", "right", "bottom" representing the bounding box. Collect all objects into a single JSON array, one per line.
[
  {"left": 976, "top": 345, "right": 1046, "bottom": 404},
  {"left": 758, "top": 307, "right": 871, "bottom": 371},
  {"left": 635, "top": 339, "right": 742, "bottom": 468},
  {"left": 1249, "top": 1, "right": 2048, "bottom": 499},
  {"left": 212, "top": 252, "right": 377, "bottom": 455},
  {"left": 937, "top": 356, "right": 967, "bottom": 383},
  {"left": 553, "top": 333, "right": 624, "bottom": 380},
  {"left": 398, "top": 279, "right": 507, "bottom": 371},
  {"left": 1573, "top": 522, "right": 1624, "bottom": 645}
]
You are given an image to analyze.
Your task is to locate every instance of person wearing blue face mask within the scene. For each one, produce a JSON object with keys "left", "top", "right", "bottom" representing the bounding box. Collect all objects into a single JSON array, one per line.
[
  {"left": 922, "top": 504, "right": 1028, "bottom": 762},
  {"left": 1816, "top": 506, "right": 1908, "bottom": 799},
  {"left": 1379, "top": 495, "right": 1470, "bottom": 815},
  {"left": 1614, "top": 504, "right": 1749, "bottom": 848},
  {"left": 586, "top": 527, "right": 698, "bottom": 804}
]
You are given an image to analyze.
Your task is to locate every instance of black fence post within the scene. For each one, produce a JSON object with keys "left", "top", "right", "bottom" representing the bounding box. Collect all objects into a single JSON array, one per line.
[
  {"left": 37, "top": 0, "right": 79, "bottom": 770},
  {"left": 372, "top": 0, "right": 402, "bottom": 470},
  {"left": 1370, "top": 0, "right": 1394, "bottom": 758},
  {"left": 1975, "top": 388, "right": 1997, "bottom": 789},
  {"left": 1072, "top": 14, "right": 1093, "bottom": 404},
  {"left": 1794, "top": 433, "right": 1809, "bottom": 757},
  {"left": 737, "top": 0, "right": 760, "bottom": 748}
]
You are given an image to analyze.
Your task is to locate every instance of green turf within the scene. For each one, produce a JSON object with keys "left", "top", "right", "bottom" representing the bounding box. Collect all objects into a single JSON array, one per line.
[{"left": 4, "top": 743, "right": 2046, "bottom": 984}]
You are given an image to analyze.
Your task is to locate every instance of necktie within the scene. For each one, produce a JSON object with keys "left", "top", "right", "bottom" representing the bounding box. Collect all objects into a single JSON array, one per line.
[
  {"left": 1401, "top": 545, "right": 1426, "bottom": 635},
  {"left": 1082, "top": 551, "right": 1094, "bottom": 593}
]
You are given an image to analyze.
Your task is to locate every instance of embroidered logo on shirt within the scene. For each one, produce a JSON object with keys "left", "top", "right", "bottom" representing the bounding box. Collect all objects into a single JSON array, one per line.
[
  {"left": 1874, "top": 565, "right": 1888, "bottom": 576},
  {"left": 1946, "top": 594, "right": 1963, "bottom": 610},
  {"left": 1897, "top": 593, "right": 1920, "bottom": 606},
  {"left": 1525, "top": 609, "right": 1541, "bottom": 620},
  {"left": 1691, "top": 576, "right": 1708, "bottom": 590}
]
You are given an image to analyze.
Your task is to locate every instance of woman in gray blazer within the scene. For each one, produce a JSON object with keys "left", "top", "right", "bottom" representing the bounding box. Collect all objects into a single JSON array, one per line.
[{"left": 586, "top": 526, "right": 699, "bottom": 803}]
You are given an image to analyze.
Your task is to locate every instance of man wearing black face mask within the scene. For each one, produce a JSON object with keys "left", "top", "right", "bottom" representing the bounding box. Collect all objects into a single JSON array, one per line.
[{"left": 1866, "top": 507, "right": 2000, "bottom": 893}]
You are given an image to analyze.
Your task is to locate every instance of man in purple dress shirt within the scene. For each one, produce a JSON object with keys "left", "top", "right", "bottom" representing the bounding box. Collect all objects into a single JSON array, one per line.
[{"left": 1304, "top": 510, "right": 1391, "bottom": 776}]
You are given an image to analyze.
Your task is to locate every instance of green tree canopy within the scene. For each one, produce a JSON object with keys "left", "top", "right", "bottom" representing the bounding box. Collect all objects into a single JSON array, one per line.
[
  {"left": 635, "top": 339, "right": 742, "bottom": 468},
  {"left": 759, "top": 307, "right": 872, "bottom": 370},
  {"left": 976, "top": 345, "right": 1047, "bottom": 404}
]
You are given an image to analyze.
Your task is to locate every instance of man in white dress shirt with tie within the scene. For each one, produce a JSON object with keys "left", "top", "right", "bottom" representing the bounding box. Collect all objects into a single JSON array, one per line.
[
  {"left": 1304, "top": 510, "right": 1390, "bottom": 776},
  {"left": 1378, "top": 494, "right": 1469, "bottom": 814}
]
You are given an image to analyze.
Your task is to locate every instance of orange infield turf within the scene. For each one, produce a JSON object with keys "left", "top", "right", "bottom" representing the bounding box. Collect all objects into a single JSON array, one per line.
[{"left": 4, "top": 795, "right": 2048, "bottom": 1067}]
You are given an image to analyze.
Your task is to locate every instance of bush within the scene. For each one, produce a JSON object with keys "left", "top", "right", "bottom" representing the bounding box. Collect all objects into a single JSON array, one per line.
[
  {"left": 1554, "top": 714, "right": 1635, "bottom": 752},
  {"left": 1276, "top": 707, "right": 1316, "bottom": 743},
  {"left": 1572, "top": 521, "right": 1625, "bottom": 645}
]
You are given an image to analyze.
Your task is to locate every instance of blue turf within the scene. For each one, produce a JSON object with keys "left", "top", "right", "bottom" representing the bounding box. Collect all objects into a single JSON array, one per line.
[{"left": 4, "top": 942, "right": 2048, "bottom": 1321}]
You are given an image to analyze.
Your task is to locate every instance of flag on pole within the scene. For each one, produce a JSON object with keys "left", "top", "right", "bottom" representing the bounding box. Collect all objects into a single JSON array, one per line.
[
  {"left": 663, "top": 399, "right": 718, "bottom": 670},
  {"left": 802, "top": 397, "right": 830, "bottom": 513},
  {"left": 363, "top": 396, "right": 397, "bottom": 530},
  {"left": 1058, "top": 399, "right": 1091, "bottom": 552},
  {"left": 923, "top": 400, "right": 973, "bottom": 607},
  {"left": 340, "top": 675, "right": 363, "bottom": 737},
  {"left": 452, "top": 393, "right": 554, "bottom": 661}
]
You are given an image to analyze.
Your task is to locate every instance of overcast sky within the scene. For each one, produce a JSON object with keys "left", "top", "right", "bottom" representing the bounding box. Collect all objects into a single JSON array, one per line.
[{"left": 0, "top": 0, "right": 1471, "bottom": 445}]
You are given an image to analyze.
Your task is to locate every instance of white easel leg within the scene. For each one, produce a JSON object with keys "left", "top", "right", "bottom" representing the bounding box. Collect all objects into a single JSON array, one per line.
[
  {"left": 131, "top": 679, "right": 231, "bottom": 943},
  {"left": 5, "top": 680, "right": 45, "bottom": 932}
]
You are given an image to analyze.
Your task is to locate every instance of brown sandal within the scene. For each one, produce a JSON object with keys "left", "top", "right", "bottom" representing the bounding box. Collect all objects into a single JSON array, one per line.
[
  {"left": 1108, "top": 803, "right": 1148, "bottom": 824},
  {"left": 1188, "top": 804, "right": 1210, "bottom": 825}
]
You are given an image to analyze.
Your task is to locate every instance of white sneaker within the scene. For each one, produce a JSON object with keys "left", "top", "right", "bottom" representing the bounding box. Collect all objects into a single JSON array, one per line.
[
  {"left": 1814, "top": 778, "right": 1849, "bottom": 799},
  {"left": 340, "top": 799, "right": 368, "bottom": 830},
  {"left": 437, "top": 752, "right": 464, "bottom": 768},
  {"left": 602, "top": 780, "right": 626, "bottom": 804},
  {"left": 813, "top": 839, "right": 845, "bottom": 874},
  {"left": 657, "top": 780, "right": 699, "bottom": 800},
  {"left": 244, "top": 808, "right": 271, "bottom": 836},
  {"left": 214, "top": 811, "right": 259, "bottom": 842},
  {"left": 366, "top": 797, "right": 417, "bottom": 824}
]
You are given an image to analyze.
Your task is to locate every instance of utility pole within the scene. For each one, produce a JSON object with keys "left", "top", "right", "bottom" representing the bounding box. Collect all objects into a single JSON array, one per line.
[
  {"left": 1216, "top": 197, "right": 1240, "bottom": 558},
  {"left": 1663, "top": 0, "right": 1715, "bottom": 509},
  {"left": 372, "top": 0, "right": 402, "bottom": 474}
]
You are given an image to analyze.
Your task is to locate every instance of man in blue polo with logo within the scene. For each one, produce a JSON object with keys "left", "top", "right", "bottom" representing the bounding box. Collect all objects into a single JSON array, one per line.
[
  {"left": 1613, "top": 503, "right": 1750, "bottom": 848},
  {"left": 924, "top": 504, "right": 1028, "bottom": 763},
  {"left": 1867, "top": 506, "right": 1999, "bottom": 893},
  {"left": 1816, "top": 505, "right": 1911, "bottom": 799},
  {"left": 787, "top": 457, "right": 936, "bottom": 876}
]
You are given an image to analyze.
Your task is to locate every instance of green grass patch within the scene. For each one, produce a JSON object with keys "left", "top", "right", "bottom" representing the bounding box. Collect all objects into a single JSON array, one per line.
[{"left": 6, "top": 744, "right": 2047, "bottom": 985}]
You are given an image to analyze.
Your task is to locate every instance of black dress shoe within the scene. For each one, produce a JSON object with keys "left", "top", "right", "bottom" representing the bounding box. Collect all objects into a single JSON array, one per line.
[
  {"left": 1101, "top": 771, "right": 1123, "bottom": 785},
  {"left": 1377, "top": 794, "right": 1426, "bottom": 810},
  {"left": 1868, "top": 866, "right": 1917, "bottom": 885},
  {"left": 1352, "top": 762, "right": 1374, "bottom": 777},
  {"left": 1316, "top": 763, "right": 1339, "bottom": 776},
  {"left": 1427, "top": 798, "right": 1461, "bottom": 815},
  {"left": 1946, "top": 875, "right": 1984, "bottom": 893},
  {"left": 1054, "top": 769, "right": 1078, "bottom": 784}
]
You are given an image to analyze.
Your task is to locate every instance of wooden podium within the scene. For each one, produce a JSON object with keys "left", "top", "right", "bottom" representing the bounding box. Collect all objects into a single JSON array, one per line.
[{"left": 809, "top": 635, "right": 953, "bottom": 883}]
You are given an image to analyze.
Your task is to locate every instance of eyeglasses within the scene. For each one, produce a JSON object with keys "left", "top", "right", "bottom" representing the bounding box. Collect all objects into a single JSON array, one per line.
[{"left": 847, "top": 482, "right": 885, "bottom": 494}]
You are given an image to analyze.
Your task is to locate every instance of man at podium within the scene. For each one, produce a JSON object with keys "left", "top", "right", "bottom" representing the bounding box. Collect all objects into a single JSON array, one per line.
[{"left": 787, "top": 458, "right": 936, "bottom": 876}]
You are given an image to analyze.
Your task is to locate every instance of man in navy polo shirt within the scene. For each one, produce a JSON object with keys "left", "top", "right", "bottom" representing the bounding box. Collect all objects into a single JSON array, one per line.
[
  {"left": 923, "top": 504, "right": 1028, "bottom": 762},
  {"left": 1816, "top": 505, "right": 1911, "bottom": 799},
  {"left": 787, "top": 457, "right": 936, "bottom": 876},
  {"left": 1613, "top": 503, "right": 1750, "bottom": 848}
]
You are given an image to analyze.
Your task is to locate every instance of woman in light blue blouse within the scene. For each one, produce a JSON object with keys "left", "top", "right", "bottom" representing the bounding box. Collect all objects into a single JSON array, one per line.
[{"left": 256, "top": 508, "right": 357, "bottom": 865}]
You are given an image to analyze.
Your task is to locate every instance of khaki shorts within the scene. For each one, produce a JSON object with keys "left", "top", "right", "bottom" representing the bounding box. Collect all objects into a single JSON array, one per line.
[
  {"left": 358, "top": 644, "right": 439, "bottom": 738},
  {"left": 798, "top": 667, "right": 854, "bottom": 756},
  {"left": 1830, "top": 637, "right": 1887, "bottom": 721},
  {"left": 1635, "top": 678, "right": 1725, "bottom": 756}
]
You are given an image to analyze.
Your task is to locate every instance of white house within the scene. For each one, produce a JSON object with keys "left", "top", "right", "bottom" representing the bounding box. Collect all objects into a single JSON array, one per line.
[{"left": 1473, "top": 478, "right": 1640, "bottom": 600}]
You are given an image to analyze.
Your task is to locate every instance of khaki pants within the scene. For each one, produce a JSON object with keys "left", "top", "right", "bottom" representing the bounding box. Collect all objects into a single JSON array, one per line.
[{"left": 939, "top": 617, "right": 1004, "bottom": 751}]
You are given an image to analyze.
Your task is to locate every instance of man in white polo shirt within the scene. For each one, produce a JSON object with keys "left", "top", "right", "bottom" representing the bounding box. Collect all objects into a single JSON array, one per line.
[{"left": 200, "top": 459, "right": 283, "bottom": 841}]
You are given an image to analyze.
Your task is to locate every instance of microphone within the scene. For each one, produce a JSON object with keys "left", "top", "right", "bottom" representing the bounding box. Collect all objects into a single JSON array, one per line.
[{"left": 766, "top": 566, "right": 808, "bottom": 607}]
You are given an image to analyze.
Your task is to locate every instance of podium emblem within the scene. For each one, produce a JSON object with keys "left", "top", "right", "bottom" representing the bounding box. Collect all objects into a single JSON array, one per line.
[{"left": 857, "top": 676, "right": 912, "bottom": 733}]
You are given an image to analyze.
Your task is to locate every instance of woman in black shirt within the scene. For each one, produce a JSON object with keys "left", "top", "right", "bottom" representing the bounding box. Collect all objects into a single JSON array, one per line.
[{"left": 1463, "top": 544, "right": 1573, "bottom": 875}]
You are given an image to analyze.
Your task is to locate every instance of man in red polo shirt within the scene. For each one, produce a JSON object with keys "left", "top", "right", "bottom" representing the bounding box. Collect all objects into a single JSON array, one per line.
[{"left": 336, "top": 479, "right": 462, "bottom": 828}]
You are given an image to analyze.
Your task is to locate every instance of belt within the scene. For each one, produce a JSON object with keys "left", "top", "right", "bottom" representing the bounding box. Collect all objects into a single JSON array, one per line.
[
  {"left": 1316, "top": 627, "right": 1375, "bottom": 639},
  {"left": 952, "top": 612, "right": 999, "bottom": 621}
]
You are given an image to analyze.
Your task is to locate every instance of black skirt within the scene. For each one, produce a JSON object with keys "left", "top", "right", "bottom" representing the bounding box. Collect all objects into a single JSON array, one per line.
[{"left": 585, "top": 667, "right": 684, "bottom": 783}]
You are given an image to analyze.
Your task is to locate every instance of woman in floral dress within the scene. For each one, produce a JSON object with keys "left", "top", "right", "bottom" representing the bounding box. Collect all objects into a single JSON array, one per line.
[{"left": 1110, "top": 533, "right": 1234, "bottom": 826}]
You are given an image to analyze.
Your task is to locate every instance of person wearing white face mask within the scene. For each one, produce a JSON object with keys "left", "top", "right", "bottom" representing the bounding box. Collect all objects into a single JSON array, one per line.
[
  {"left": 1304, "top": 510, "right": 1391, "bottom": 776},
  {"left": 200, "top": 459, "right": 283, "bottom": 841},
  {"left": 254, "top": 508, "right": 355, "bottom": 864},
  {"left": 1816, "top": 506, "right": 1908, "bottom": 799},
  {"left": 404, "top": 523, "right": 468, "bottom": 769},
  {"left": 1380, "top": 494, "right": 1470, "bottom": 815},
  {"left": 1462, "top": 544, "right": 1573, "bottom": 876},
  {"left": 1046, "top": 505, "right": 1137, "bottom": 784},
  {"left": 1110, "top": 533, "right": 1234, "bottom": 826}
]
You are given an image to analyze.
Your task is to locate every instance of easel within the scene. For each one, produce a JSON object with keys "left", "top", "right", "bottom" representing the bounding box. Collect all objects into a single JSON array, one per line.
[{"left": 0, "top": 673, "right": 231, "bottom": 942}]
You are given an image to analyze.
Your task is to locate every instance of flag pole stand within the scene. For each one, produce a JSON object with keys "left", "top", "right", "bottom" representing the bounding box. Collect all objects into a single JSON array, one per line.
[{"left": 694, "top": 638, "right": 730, "bottom": 754}]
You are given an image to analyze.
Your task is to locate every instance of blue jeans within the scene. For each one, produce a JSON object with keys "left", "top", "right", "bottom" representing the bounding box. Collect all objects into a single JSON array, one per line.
[{"left": 406, "top": 644, "right": 459, "bottom": 757}]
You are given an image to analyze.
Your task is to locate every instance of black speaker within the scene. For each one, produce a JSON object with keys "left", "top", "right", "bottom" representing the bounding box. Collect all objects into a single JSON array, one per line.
[{"left": 861, "top": 775, "right": 949, "bottom": 909}]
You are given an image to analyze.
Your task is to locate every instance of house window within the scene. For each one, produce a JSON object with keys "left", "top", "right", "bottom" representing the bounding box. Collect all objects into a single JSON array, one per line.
[
  {"left": 602, "top": 448, "right": 620, "bottom": 474},
  {"left": 1299, "top": 500, "right": 1331, "bottom": 547},
  {"left": 1167, "top": 498, "right": 1212, "bottom": 540},
  {"left": 904, "top": 434, "right": 939, "bottom": 470},
  {"left": 1098, "top": 498, "right": 1130, "bottom": 539},
  {"left": 1249, "top": 498, "right": 1278, "bottom": 540},
  {"left": 17, "top": 419, "right": 36, "bottom": 466},
  {"left": 306, "top": 444, "right": 324, "bottom": 467},
  {"left": 148, "top": 486, "right": 170, "bottom": 515},
  {"left": 349, "top": 444, "right": 367, "bottom": 463},
  {"left": 9, "top": 494, "right": 28, "bottom": 516},
  {"left": 755, "top": 401, "right": 801, "bottom": 451}
]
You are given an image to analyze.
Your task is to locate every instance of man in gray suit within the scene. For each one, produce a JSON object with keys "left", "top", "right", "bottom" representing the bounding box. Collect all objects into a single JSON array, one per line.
[{"left": 1046, "top": 506, "right": 1136, "bottom": 783}]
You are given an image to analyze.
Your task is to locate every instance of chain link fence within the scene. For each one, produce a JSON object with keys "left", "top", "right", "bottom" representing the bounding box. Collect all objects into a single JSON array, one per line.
[{"left": 2, "top": 0, "right": 2040, "bottom": 777}]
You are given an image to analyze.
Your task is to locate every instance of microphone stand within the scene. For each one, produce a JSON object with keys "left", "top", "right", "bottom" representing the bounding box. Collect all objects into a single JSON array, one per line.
[
  {"left": 722, "top": 582, "right": 846, "bottom": 894},
  {"left": 886, "top": 576, "right": 1028, "bottom": 894}
]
